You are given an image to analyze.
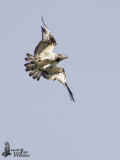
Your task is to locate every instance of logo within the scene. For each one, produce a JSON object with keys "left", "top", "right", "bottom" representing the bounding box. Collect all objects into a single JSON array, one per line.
[
  {"left": 11, "top": 149, "right": 30, "bottom": 157},
  {"left": 2, "top": 142, "right": 30, "bottom": 158},
  {"left": 2, "top": 142, "right": 12, "bottom": 158}
]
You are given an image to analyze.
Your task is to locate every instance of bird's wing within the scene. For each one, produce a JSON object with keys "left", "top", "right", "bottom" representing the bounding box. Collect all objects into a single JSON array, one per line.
[
  {"left": 34, "top": 17, "right": 57, "bottom": 58},
  {"left": 42, "top": 67, "right": 75, "bottom": 102}
]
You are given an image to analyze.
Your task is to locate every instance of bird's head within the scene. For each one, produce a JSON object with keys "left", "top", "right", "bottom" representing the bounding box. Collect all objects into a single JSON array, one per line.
[
  {"left": 56, "top": 54, "right": 68, "bottom": 62},
  {"left": 5, "top": 142, "right": 9, "bottom": 146}
]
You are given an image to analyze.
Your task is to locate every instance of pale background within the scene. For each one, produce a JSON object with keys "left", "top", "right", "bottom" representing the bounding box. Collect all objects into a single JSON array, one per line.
[{"left": 0, "top": 0, "right": 120, "bottom": 160}]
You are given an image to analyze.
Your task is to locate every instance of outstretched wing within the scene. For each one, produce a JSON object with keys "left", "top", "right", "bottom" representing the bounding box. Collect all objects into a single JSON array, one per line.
[
  {"left": 42, "top": 67, "right": 75, "bottom": 102},
  {"left": 34, "top": 17, "right": 57, "bottom": 58}
]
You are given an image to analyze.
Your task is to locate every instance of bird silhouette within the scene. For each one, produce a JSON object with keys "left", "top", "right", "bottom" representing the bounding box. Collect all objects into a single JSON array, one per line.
[{"left": 2, "top": 142, "right": 12, "bottom": 158}]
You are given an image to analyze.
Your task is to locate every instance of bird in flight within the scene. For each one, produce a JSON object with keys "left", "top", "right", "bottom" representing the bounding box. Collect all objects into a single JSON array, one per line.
[{"left": 24, "top": 17, "right": 75, "bottom": 102}]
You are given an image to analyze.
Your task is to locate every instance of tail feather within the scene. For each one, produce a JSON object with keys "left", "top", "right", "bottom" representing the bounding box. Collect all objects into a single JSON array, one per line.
[
  {"left": 29, "top": 69, "right": 42, "bottom": 81},
  {"left": 65, "top": 82, "right": 75, "bottom": 102},
  {"left": 32, "top": 70, "right": 42, "bottom": 80},
  {"left": 24, "top": 63, "right": 34, "bottom": 68},
  {"left": 25, "top": 62, "right": 36, "bottom": 71},
  {"left": 26, "top": 53, "right": 35, "bottom": 59},
  {"left": 25, "top": 53, "right": 42, "bottom": 81},
  {"left": 32, "top": 69, "right": 39, "bottom": 79},
  {"left": 25, "top": 53, "right": 36, "bottom": 62},
  {"left": 36, "top": 71, "right": 42, "bottom": 81},
  {"left": 25, "top": 53, "right": 36, "bottom": 71},
  {"left": 25, "top": 66, "right": 36, "bottom": 71},
  {"left": 29, "top": 68, "right": 38, "bottom": 76}
]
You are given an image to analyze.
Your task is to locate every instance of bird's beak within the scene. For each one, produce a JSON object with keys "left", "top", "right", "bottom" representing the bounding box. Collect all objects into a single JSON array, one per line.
[{"left": 65, "top": 55, "right": 68, "bottom": 59}]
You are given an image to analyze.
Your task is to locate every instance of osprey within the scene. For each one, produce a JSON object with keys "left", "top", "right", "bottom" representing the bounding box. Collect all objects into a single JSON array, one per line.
[{"left": 24, "top": 17, "right": 75, "bottom": 102}]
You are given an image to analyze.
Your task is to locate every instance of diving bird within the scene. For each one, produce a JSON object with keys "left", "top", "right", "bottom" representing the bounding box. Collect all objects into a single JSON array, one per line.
[{"left": 24, "top": 17, "right": 75, "bottom": 102}]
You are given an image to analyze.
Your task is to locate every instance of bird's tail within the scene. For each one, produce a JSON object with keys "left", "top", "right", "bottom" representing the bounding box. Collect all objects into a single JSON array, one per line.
[
  {"left": 25, "top": 53, "right": 36, "bottom": 63},
  {"left": 65, "top": 82, "right": 75, "bottom": 102},
  {"left": 24, "top": 53, "right": 42, "bottom": 81},
  {"left": 25, "top": 53, "right": 36, "bottom": 71}
]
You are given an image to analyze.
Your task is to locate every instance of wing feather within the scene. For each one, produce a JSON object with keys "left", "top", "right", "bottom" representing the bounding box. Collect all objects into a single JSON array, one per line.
[
  {"left": 34, "top": 17, "right": 57, "bottom": 57},
  {"left": 42, "top": 67, "right": 75, "bottom": 102}
]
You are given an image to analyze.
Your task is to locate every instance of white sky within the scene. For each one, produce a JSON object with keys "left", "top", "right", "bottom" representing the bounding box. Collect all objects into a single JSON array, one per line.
[{"left": 0, "top": 0, "right": 120, "bottom": 160}]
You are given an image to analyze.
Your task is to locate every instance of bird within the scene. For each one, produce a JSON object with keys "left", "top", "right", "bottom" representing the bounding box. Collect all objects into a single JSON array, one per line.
[
  {"left": 2, "top": 142, "right": 12, "bottom": 158},
  {"left": 24, "top": 17, "right": 75, "bottom": 102}
]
